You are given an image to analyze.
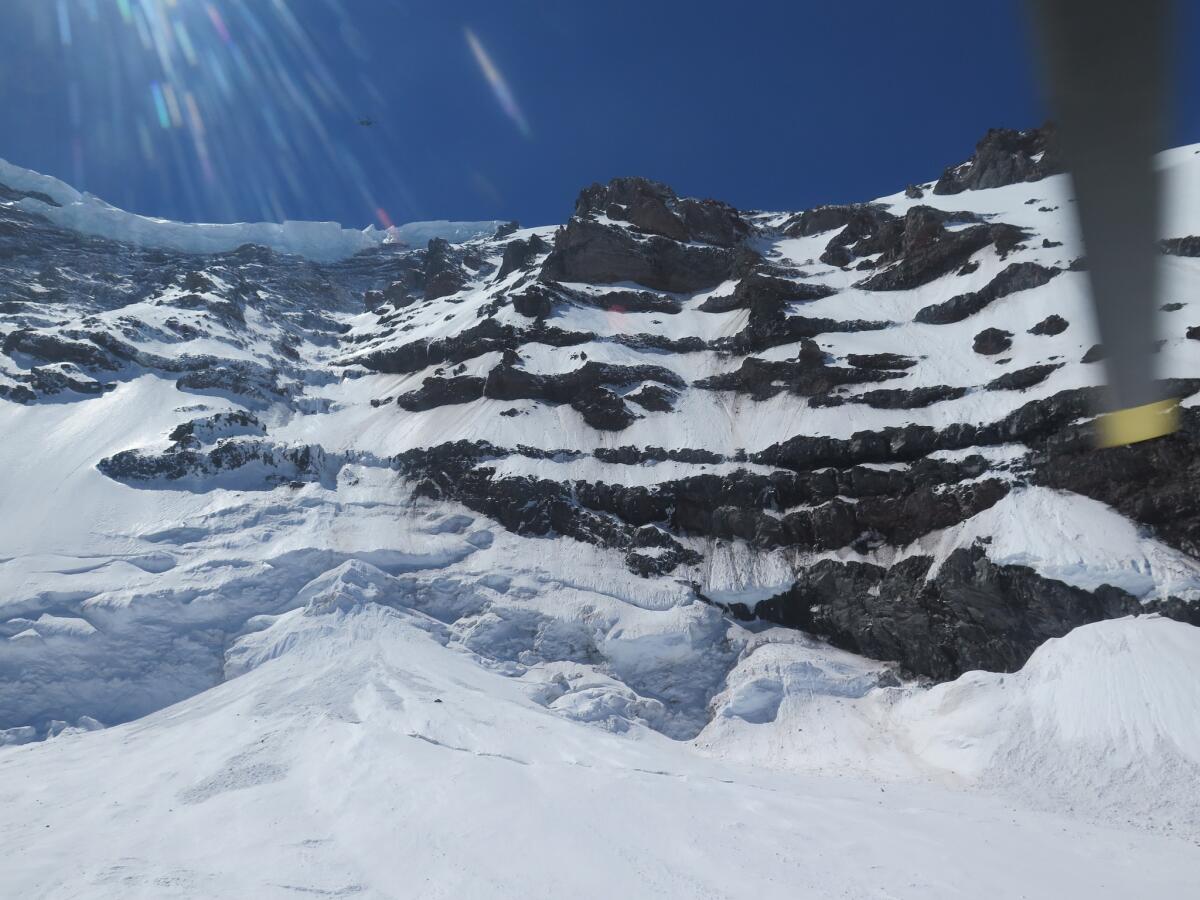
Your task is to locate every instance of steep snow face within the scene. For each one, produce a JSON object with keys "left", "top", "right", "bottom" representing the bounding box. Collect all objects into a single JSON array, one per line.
[
  {"left": 3, "top": 126, "right": 1200, "bottom": 895},
  {"left": 0, "top": 157, "right": 502, "bottom": 262}
]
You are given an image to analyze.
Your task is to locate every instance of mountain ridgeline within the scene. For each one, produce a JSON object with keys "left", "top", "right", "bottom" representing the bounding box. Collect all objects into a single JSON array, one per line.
[{"left": 3, "top": 124, "right": 1200, "bottom": 685}]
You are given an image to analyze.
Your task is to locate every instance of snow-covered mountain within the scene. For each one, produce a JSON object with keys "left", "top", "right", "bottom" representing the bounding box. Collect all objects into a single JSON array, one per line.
[{"left": 3, "top": 128, "right": 1200, "bottom": 897}]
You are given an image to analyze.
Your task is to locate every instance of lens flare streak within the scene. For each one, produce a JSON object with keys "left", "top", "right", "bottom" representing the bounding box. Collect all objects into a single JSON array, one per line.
[
  {"left": 14, "top": 0, "right": 420, "bottom": 226},
  {"left": 465, "top": 27, "right": 532, "bottom": 139}
]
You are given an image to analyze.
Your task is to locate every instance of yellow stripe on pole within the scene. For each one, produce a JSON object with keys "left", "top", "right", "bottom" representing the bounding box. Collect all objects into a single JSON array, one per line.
[{"left": 1096, "top": 398, "right": 1180, "bottom": 447}]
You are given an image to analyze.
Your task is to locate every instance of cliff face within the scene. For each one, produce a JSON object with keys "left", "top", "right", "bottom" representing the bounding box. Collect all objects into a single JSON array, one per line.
[{"left": 3, "top": 125, "right": 1200, "bottom": 745}]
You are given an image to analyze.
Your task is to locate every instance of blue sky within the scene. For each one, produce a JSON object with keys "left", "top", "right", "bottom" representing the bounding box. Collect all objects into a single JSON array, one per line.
[{"left": 1, "top": 1, "right": 1197, "bottom": 229}]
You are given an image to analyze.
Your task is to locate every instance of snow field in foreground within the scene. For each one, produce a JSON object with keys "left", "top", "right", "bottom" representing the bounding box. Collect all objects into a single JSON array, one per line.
[{"left": 2, "top": 600, "right": 1198, "bottom": 899}]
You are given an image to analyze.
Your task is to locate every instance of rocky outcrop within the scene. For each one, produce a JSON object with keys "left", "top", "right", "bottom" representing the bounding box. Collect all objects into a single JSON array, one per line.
[
  {"left": 752, "top": 547, "right": 1134, "bottom": 679},
  {"left": 397, "top": 376, "right": 486, "bottom": 411},
  {"left": 695, "top": 339, "right": 901, "bottom": 400},
  {"left": 973, "top": 328, "right": 1013, "bottom": 355},
  {"left": 857, "top": 207, "right": 1027, "bottom": 292},
  {"left": 98, "top": 439, "right": 337, "bottom": 488},
  {"left": 1029, "top": 314, "right": 1069, "bottom": 336},
  {"left": 481, "top": 361, "right": 683, "bottom": 430},
  {"left": 1030, "top": 406, "right": 1200, "bottom": 556},
  {"left": 538, "top": 177, "right": 754, "bottom": 293},
  {"left": 697, "top": 268, "right": 836, "bottom": 312},
  {"left": 814, "top": 385, "right": 969, "bottom": 410},
  {"left": 986, "top": 363, "right": 1061, "bottom": 391},
  {"left": 496, "top": 234, "right": 549, "bottom": 280},
  {"left": 846, "top": 352, "right": 917, "bottom": 370},
  {"left": 2, "top": 330, "right": 120, "bottom": 370},
  {"left": 348, "top": 318, "right": 591, "bottom": 374},
  {"left": 1160, "top": 236, "right": 1200, "bottom": 257},
  {"left": 423, "top": 237, "right": 468, "bottom": 300},
  {"left": 573, "top": 176, "right": 749, "bottom": 247},
  {"left": 933, "top": 125, "right": 1062, "bottom": 195},
  {"left": 914, "top": 262, "right": 1059, "bottom": 325},
  {"left": 540, "top": 217, "right": 742, "bottom": 293}
]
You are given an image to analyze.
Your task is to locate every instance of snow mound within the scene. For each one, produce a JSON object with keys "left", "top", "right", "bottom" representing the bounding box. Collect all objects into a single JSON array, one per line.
[
  {"left": 0, "top": 157, "right": 502, "bottom": 262},
  {"left": 904, "top": 615, "right": 1200, "bottom": 835}
]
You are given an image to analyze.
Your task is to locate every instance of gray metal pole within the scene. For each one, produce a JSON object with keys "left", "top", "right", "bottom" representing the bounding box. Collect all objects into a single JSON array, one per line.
[{"left": 1028, "top": 0, "right": 1178, "bottom": 445}]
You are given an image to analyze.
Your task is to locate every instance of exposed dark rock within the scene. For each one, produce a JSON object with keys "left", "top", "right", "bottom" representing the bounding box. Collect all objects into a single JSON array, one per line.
[
  {"left": 1029, "top": 314, "right": 1068, "bottom": 336},
  {"left": 857, "top": 207, "right": 1027, "bottom": 292},
  {"left": 1042, "top": 238, "right": 1063, "bottom": 248},
  {"left": 850, "top": 385, "right": 968, "bottom": 409},
  {"left": 99, "top": 439, "right": 334, "bottom": 488},
  {"left": 593, "top": 446, "right": 723, "bottom": 465},
  {"left": 423, "top": 237, "right": 468, "bottom": 300},
  {"left": 753, "top": 545, "right": 1134, "bottom": 679},
  {"left": 0, "top": 181, "right": 61, "bottom": 207},
  {"left": 496, "top": 234, "right": 549, "bottom": 280},
  {"left": 1188, "top": 326, "right": 1200, "bottom": 341},
  {"left": 395, "top": 440, "right": 699, "bottom": 574},
  {"left": 755, "top": 386, "right": 1098, "bottom": 473},
  {"left": 561, "top": 285, "right": 682, "bottom": 314},
  {"left": 510, "top": 283, "right": 557, "bottom": 318},
  {"left": 168, "top": 411, "right": 265, "bottom": 447},
  {"left": 349, "top": 318, "right": 591, "bottom": 374},
  {"left": 573, "top": 177, "right": 750, "bottom": 247},
  {"left": 914, "top": 262, "right": 1059, "bottom": 325},
  {"left": 540, "top": 217, "right": 740, "bottom": 293},
  {"left": 905, "top": 184, "right": 925, "bottom": 199},
  {"left": 698, "top": 268, "right": 837, "bottom": 314},
  {"left": 694, "top": 339, "right": 901, "bottom": 400},
  {"left": 176, "top": 362, "right": 283, "bottom": 402},
  {"left": 571, "top": 385, "right": 640, "bottom": 430},
  {"left": 626, "top": 384, "right": 678, "bottom": 412},
  {"left": 0, "top": 383, "right": 37, "bottom": 403},
  {"left": 846, "top": 352, "right": 917, "bottom": 370},
  {"left": 714, "top": 286, "right": 891, "bottom": 354},
  {"left": 396, "top": 376, "right": 486, "bottom": 411},
  {"left": 1162, "top": 302, "right": 1184, "bottom": 312},
  {"left": 481, "top": 361, "right": 681, "bottom": 430},
  {"left": 986, "top": 363, "right": 1062, "bottom": 391},
  {"left": 973, "top": 328, "right": 1012, "bottom": 355},
  {"left": 611, "top": 332, "right": 707, "bottom": 353},
  {"left": 2, "top": 330, "right": 120, "bottom": 370},
  {"left": 27, "top": 365, "right": 109, "bottom": 396},
  {"left": 933, "top": 125, "right": 1062, "bottom": 195},
  {"left": 1031, "top": 404, "right": 1200, "bottom": 555},
  {"left": 781, "top": 203, "right": 895, "bottom": 239},
  {"left": 1081, "top": 344, "right": 1106, "bottom": 363},
  {"left": 819, "top": 245, "right": 853, "bottom": 268},
  {"left": 1160, "top": 236, "right": 1200, "bottom": 257}
]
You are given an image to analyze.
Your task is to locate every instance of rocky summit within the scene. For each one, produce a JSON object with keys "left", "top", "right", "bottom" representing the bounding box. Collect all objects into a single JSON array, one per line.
[{"left": 3, "top": 124, "right": 1200, "bottom": 742}]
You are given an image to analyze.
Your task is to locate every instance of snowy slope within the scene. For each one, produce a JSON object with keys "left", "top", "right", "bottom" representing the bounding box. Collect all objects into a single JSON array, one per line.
[
  {"left": 3, "top": 602, "right": 1198, "bottom": 899},
  {"left": 3, "top": 126, "right": 1200, "bottom": 897}
]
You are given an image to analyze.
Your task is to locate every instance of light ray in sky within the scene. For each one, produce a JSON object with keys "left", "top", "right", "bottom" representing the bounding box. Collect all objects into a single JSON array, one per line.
[
  {"left": 465, "top": 27, "right": 531, "bottom": 140},
  {"left": 7, "top": 0, "right": 421, "bottom": 226}
]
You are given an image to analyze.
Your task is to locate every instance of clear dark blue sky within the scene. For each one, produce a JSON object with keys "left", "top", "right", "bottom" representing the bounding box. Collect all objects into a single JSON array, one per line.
[{"left": 1, "top": 1, "right": 1198, "bottom": 229}]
